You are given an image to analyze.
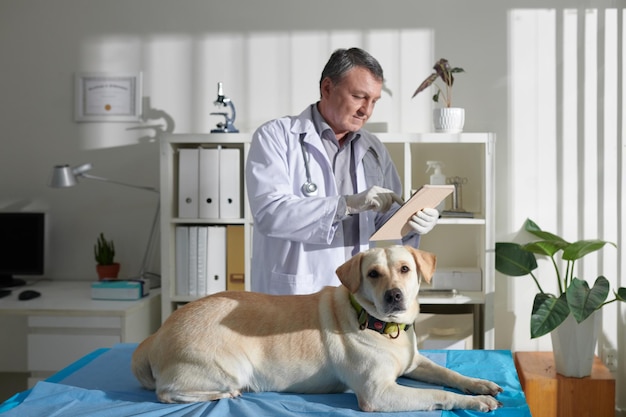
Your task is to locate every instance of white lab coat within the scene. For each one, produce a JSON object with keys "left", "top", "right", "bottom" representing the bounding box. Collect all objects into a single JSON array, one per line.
[{"left": 245, "top": 105, "right": 420, "bottom": 295}]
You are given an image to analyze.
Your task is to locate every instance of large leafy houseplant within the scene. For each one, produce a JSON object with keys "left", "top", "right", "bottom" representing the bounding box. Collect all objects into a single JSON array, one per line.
[
  {"left": 411, "top": 58, "right": 464, "bottom": 108},
  {"left": 495, "top": 218, "right": 625, "bottom": 338}
]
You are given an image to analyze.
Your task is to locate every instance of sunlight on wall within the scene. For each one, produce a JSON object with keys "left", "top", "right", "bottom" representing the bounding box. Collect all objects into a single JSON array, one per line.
[
  {"left": 562, "top": 10, "right": 579, "bottom": 237},
  {"left": 76, "top": 29, "right": 435, "bottom": 151},
  {"left": 144, "top": 36, "right": 195, "bottom": 133},
  {"left": 508, "top": 5, "right": 623, "bottom": 361},
  {"left": 508, "top": 9, "right": 558, "bottom": 351}
]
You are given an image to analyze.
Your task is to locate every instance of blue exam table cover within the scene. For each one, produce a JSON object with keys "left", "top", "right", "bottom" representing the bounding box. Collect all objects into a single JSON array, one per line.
[{"left": 0, "top": 343, "right": 530, "bottom": 417}]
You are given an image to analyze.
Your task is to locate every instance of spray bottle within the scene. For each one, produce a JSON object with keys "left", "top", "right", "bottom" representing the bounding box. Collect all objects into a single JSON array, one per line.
[{"left": 426, "top": 161, "right": 447, "bottom": 212}]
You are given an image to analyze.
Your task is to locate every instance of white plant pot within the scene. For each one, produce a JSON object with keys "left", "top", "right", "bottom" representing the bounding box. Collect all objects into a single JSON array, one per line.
[
  {"left": 550, "top": 310, "right": 601, "bottom": 378},
  {"left": 433, "top": 107, "right": 465, "bottom": 133}
]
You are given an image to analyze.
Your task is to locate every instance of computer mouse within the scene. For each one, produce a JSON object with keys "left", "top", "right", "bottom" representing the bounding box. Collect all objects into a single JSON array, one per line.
[{"left": 18, "top": 290, "right": 41, "bottom": 301}]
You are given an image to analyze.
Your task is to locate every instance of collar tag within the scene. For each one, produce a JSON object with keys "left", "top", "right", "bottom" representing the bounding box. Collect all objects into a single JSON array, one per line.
[{"left": 349, "top": 294, "right": 410, "bottom": 339}]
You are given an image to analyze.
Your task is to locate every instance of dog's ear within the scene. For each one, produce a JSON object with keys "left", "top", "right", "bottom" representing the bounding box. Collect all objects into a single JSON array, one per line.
[
  {"left": 335, "top": 252, "right": 364, "bottom": 293},
  {"left": 405, "top": 247, "right": 436, "bottom": 284}
]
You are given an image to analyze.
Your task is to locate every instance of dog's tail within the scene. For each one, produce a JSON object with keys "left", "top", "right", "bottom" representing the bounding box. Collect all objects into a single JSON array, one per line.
[{"left": 131, "top": 335, "right": 156, "bottom": 390}]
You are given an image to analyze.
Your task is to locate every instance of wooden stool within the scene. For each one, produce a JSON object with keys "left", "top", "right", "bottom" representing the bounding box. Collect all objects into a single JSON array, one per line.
[{"left": 514, "top": 351, "right": 615, "bottom": 417}]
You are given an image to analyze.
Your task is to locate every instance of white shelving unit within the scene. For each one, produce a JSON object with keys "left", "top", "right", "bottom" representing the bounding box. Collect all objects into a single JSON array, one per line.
[
  {"left": 159, "top": 133, "right": 252, "bottom": 320},
  {"left": 377, "top": 133, "right": 496, "bottom": 349},
  {"left": 159, "top": 132, "right": 495, "bottom": 348}
]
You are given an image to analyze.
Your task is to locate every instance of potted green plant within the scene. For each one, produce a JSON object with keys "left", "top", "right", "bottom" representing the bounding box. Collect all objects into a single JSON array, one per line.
[
  {"left": 495, "top": 218, "right": 625, "bottom": 376},
  {"left": 411, "top": 58, "right": 465, "bottom": 133},
  {"left": 94, "top": 232, "right": 120, "bottom": 280}
]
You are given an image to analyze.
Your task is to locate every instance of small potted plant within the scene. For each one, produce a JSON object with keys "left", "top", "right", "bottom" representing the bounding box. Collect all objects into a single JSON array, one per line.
[
  {"left": 411, "top": 58, "right": 465, "bottom": 133},
  {"left": 94, "top": 232, "right": 120, "bottom": 280},
  {"left": 495, "top": 218, "right": 625, "bottom": 377}
]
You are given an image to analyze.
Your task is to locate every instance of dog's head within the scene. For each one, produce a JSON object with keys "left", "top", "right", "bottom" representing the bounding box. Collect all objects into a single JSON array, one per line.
[{"left": 335, "top": 245, "right": 436, "bottom": 323}]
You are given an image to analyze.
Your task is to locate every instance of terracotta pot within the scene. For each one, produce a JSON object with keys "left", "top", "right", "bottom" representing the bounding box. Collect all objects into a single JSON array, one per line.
[{"left": 96, "top": 263, "right": 120, "bottom": 280}]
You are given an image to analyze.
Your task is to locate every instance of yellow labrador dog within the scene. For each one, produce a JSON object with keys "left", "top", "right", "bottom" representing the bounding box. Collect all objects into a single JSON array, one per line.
[{"left": 132, "top": 245, "right": 502, "bottom": 412}]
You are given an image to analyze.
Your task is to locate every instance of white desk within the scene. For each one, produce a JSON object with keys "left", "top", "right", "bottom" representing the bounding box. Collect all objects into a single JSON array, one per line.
[{"left": 0, "top": 280, "right": 161, "bottom": 386}]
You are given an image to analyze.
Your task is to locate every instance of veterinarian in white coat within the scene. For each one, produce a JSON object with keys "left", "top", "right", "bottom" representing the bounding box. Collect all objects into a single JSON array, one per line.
[{"left": 246, "top": 48, "right": 438, "bottom": 295}]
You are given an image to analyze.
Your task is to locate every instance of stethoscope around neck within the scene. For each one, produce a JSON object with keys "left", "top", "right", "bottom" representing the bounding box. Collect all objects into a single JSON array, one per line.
[
  {"left": 299, "top": 134, "right": 319, "bottom": 197},
  {"left": 298, "top": 134, "right": 382, "bottom": 198}
]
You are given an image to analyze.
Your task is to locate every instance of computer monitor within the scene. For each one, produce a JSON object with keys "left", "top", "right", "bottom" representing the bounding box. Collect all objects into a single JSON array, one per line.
[{"left": 0, "top": 212, "right": 46, "bottom": 288}]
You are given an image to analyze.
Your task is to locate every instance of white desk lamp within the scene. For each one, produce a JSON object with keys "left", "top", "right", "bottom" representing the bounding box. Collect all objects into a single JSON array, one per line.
[{"left": 49, "top": 163, "right": 161, "bottom": 288}]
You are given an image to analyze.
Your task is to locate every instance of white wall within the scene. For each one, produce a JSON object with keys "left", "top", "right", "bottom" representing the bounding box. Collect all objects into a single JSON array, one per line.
[
  {"left": 0, "top": 0, "right": 624, "bottom": 411},
  {"left": 0, "top": 0, "right": 507, "bottom": 278}
]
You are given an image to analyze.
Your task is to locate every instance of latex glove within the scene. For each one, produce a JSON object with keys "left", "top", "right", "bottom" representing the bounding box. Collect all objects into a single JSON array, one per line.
[
  {"left": 407, "top": 207, "right": 439, "bottom": 235},
  {"left": 345, "top": 186, "right": 403, "bottom": 215}
]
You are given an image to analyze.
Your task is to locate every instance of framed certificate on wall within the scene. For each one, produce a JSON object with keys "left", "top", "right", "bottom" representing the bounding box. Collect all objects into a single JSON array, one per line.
[{"left": 74, "top": 72, "right": 142, "bottom": 122}]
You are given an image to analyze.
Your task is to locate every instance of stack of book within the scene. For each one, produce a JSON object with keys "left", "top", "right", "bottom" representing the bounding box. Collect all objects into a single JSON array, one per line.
[{"left": 91, "top": 279, "right": 149, "bottom": 301}]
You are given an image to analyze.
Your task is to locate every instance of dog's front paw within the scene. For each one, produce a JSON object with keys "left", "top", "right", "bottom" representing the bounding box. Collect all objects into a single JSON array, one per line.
[
  {"left": 468, "top": 395, "right": 502, "bottom": 413},
  {"left": 463, "top": 378, "right": 503, "bottom": 397}
]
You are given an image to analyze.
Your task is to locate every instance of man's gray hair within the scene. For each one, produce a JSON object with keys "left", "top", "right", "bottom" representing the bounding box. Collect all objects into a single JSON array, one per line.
[{"left": 319, "top": 47, "right": 384, "bottom": 90}]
